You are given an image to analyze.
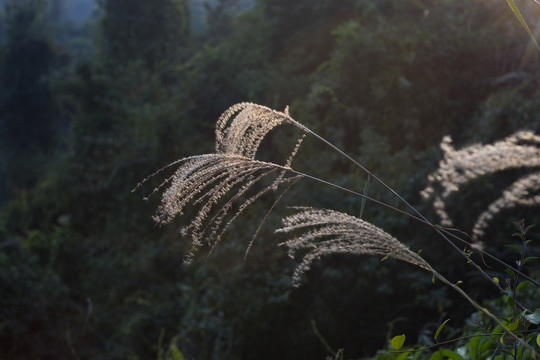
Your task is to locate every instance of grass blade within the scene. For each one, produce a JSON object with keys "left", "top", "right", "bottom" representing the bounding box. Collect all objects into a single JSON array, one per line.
[
  {"left": 359, "top": 174, "right": 371, "bottom": 219},
  {"left": 506, "top": 0, "right": 540, "bottom": 53}
]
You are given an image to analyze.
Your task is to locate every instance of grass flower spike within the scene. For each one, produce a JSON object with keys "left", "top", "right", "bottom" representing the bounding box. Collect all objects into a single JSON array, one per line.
[
  {"left": 277, "top": 207, "right": 429, "bottom": 286},
  {"left": 215, "top": 102, "right": 303, "bottom": 158},
  {"left": 138, "top": 103, "right": 538, "bottom": 357},
  {"left": 422, "top": 131, "right": 540, "bottom": 242},
  {"left": 138, "top": 103, "right": 307, "bottom": 262}
]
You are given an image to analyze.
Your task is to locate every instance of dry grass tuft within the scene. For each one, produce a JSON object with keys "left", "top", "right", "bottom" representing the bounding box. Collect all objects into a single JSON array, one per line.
[
  {"left": 215, "top": 102, "right": 303, "bottom": 159},
  {"left": 136, "top": 103, "right": 307, "bottom": 262},
  {"left": 154, "top": 154, "right": 299, "bottom": 262},
  {"left": 421, "top": 131, "right": 540, "bottom": 242},
  {"left": 276, "top": 207, "right": 429, "bottom": 286}
]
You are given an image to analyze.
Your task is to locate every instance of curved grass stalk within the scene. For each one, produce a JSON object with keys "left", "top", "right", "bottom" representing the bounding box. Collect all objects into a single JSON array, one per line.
[
  {"left": 506, "top": 0, "right": 540, "bottom": 53},
  {"left": 288, "top": 166, "right": 540, "bottom": 291},
  {"left": 142, "top": 103, "right": 538, "bottom": 357},
  {"left": 276, "top": 109, "right": 517, "bottom": 294},
  {"left": 426, "top": 262, "right": 538, "bottom": 358},
  {"left": 283, "top": 165, "right": 540, "bottom": 298},
  {"left": 276, "top": 207, "right": 538, "bottom": 357}
]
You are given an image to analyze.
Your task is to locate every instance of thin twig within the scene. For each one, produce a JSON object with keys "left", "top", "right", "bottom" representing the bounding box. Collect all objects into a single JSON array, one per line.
[{"left": 244, "top": 178, "right": 300, "bottom": 260}]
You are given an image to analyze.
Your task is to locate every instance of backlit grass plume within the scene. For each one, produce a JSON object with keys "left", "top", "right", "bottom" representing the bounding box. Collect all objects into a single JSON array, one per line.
[
  {"left": 421, "top": 131, "right": 540, "bottom": 242},
  {"left": 215, "top": 102, "right": 303, "bottom": 158},
  {"left": 155, "top": 155, "right": 301, "bottom": 261},
  {"left": 472, "top": 172, "right": 540, "bottom": 240},
  {"left": 135, "top": 103, "right": 305, "bottom": 261},
  {"left": 137, "top": 104, "right": 539, "bottom": 355},
  {"left": 276, "top": 207, "right": 429, "bottom": 286}
]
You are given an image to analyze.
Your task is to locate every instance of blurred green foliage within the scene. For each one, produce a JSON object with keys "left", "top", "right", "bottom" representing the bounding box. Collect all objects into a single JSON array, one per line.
[
  {"left": 99, "top": 0, "right": 189, "bottom": 70},
  {"left": 0, "top": 0, "right": 58, "bottom": 200},
  {"left": 0, "top": 0, "right": 539, "bottom": 359}
]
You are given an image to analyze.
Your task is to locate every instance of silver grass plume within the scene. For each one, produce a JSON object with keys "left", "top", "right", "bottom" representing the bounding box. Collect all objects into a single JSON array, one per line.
[
  {"left": 215, "top": 102, "right": 304, "bottom": 159},
  {"left": 472, "top": 172, "right": 540, "bottom": 240},
  {"left": 138, "top": 103, "right": 306, "bottom": 262},
  {"left": 421, "top": 131, "right": 540, "bottom": 242},
  {"left": 153, "top": 154, "right": 298, "bottom": 261},
  {"left": 276, "top": 207, "right": 429, "bottom": 286}
]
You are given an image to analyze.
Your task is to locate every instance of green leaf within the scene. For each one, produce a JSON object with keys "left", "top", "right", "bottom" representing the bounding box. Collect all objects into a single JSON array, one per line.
[
  {"left": 525, "top": 309, "right": 540, "bottom": 325},
  {"left": 506, "top": 0, "right": 540, "bottom": 53},
  {"left": 536, "top": 333, "right": 540, "bottom": 348},
  {"left": 412, "top": 349, "right": 424, "bottom": 360},
  {"left": 431, "top": 350, "right": 441, "bottom": 360},
  {"left": 505, "top": 318, "right": 519, "bottom": 331},
  {"left": 431, "top": 349, "right": 463, "bottom": 360},
  {"left": 168, "top": 344, "right": 185, "bottom": 360},
  {"left": 516, "top": 281, "right": 530, "bottom": 292},
  {"left": 500, "top": 349, "right": 514, "bottom": 357},
  {"left": 524, "top": 224, "right": 536, "bottom": 234},
  {"left": 506, "top": 295, "right": 515, "bottom": 308},
  {"left": 492, "top": 325, "right": 503, "bottom": 336},
  {"left": 505, "top": 268, "right": 516, "bottom": 277},
  {"left": 434, "top": 319, "right": 450, "bottom": 342},
  {"left": 493, "top": 277, "right": 499, "bottom": 285},
  {"left": 397, "top": 352, "right": 410, "bottom": 360},
  {"left": 479, "top": 335, "right": 494, "bottom": 356},
  {"left": 391, "top": 335, "right": 406, "bottom": 350},
  {"left": 470, "top": 336, "right": 480, "bottom": 360},
  {"left": 441, "top": 349, "right": 464, "bottom": 360},
  {"left": 505, "top": 244, "right": 522, "bottom": 252},
  {"left": 523, "top": 257, "right": 538, "bottom": 264}
]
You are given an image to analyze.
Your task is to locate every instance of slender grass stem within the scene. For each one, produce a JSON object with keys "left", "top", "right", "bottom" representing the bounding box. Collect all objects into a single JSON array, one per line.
[
  {"left": 425, "top": 263, "right": 539, "bottom": 358},
  {"left": 288, "top": 168, "right": 540, "bottom": 310},
  {"left": 286, "top": 121, "right": 528, "bottom": 297},
  {"left": 286, "top": 159, "right": 540, "bottom": 289},
  {"left": 286, "top": 168, "right": 430, "bottom": 226},
  {"left": 439, "top": 228, "right": 540, "bottom": 288},
  {"left": 277, "top": 118, "right": 538, "bottom": 356}
]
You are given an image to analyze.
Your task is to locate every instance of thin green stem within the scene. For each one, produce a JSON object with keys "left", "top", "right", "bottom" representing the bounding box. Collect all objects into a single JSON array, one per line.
[
  {"left": 425, "top": 262, "right": 538, "bottom": 358},
  {"left": 311, "top": 319, "right": 337, "bottom": 356}
]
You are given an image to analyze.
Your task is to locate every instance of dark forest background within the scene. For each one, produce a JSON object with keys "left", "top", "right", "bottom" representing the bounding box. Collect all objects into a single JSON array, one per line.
[{"left": 0, "top": 0, "right": 539, "bottom": 359}]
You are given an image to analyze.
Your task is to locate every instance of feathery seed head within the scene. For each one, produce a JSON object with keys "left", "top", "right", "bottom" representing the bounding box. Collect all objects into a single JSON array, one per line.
[
  {"left": 215, "top": 102, "right": 303, "bottom": 159},
  {"left": 276, "top": 207, "right": 429, "bottom": 286},
  {"left": 152, "top": 154, "right": 297, "bottom": 261},
  {"left": 137, "top": 103, "right": 308, "bottom": 262},
  {"left": 471, "top": 172, "right": 540, "bottom": 240},
  {"left": 422, "top": 131, "right": 540, "bottom": 242}
]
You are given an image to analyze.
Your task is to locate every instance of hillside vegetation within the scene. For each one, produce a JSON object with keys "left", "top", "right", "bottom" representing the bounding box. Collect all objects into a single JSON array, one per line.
[{"left": 0, "top": 0, "right": 539, "bottom": 359}]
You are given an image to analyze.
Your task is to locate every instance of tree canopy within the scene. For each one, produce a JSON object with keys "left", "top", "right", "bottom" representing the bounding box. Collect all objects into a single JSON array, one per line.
[{"left": 0, "top": 0, "right": 539, "bottom": 359}]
